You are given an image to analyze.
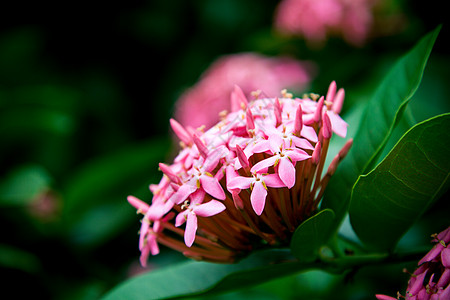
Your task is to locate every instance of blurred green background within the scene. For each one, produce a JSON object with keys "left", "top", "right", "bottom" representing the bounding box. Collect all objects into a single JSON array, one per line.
[{"left": 0, "top": 1, "right": 448, "bottom": 299}]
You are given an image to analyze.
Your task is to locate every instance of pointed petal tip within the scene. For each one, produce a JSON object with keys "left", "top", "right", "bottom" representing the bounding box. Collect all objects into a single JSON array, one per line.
[
  {"left": 170, "top": 118, "right": 192, "bottom": 145},
  {"left": 332, "top": 88, "right": 345, "bottom": 114},
  {"left": 127, "top": 195, "right": 149, "bottom": 212},
  {"left": 294, "top": 104, "right": 303, "bottom": 136},
  {"left": 326, "top": 81, "right": 337, "bottom": 103},
  {"left": 193, "top": 134, "right": 209, "bottom": 158},
  {"left": 231, "top": 84, "right": 248, "bottom": 112},
  {"left": 321, "top": 112, "right": 332, "bottom": 139}
]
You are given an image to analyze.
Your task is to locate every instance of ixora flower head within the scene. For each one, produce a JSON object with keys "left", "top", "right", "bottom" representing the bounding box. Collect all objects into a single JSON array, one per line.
[
  {"left": 376, "top": 226, "right": 450, "bottom": 300},
  {"left": 128, "top": 81, "right": 352, "bottom": 266}
]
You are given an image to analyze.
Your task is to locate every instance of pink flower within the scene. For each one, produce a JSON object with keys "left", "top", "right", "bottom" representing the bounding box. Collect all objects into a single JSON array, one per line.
[
  {"left": 228, "top": 172, "right": 285, "bottom": 216},
  {"left": 175, "top": 190, "right": 226, "bottom": 247},
  {"left": 174, "top": 53, "right": 315, "bottom": 130},
  {"left": 376, "top": 226, "right": 450, "bottom": 300},
  {"left": 274, "top": 0, "right": 380, "bottom": 47},
  {"left": 128, "top": 81, "right": 352, "bottom": 265},
  {"left": 250, "top": 143, "right": 310, "bottom": 189}
]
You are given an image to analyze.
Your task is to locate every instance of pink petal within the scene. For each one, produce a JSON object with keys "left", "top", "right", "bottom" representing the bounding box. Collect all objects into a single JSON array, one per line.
[
  {"left": 408, "top": 269, "right": 427, "bottom": 295},
  {"left": 146, "top": 200, "right": 174, "bottom": 219},
  {"left": 251, "top": 155, "right": 279, "bottom": 173},
  {"left": 293, "top": 104, "right": 303, "bottom": 136},
  {"left": 263, "top": 173, "right": 285, "bottom": 188},
  {"left": 437, "top": 227, "right": 450, "bottom": 243},
  {"left": 419, "top": 243, "right": 444, "bottom": 265},
  {"left": 189, "top": 189, "right": 206, "bottom": 205},
  {"left": 193, "top": 134, "right": 209, "bottom": 159},
  {"left": 278, "top": 157, "right": 296, "bottom": 188},
  {"left": 139, "top": 244, "right": 150, "bottom": 267},
  {"left": 194, "top": 200, "right": 226, "bottom": 217},
  {"left": 328, "top": 111, "right": 348, "bottom": 138},
  {"left": 442, "top": 247, "right": 450, "bottom": 268},
  {"left": 291, "top": 136, "right": 314, "bottom": 150},
  {"left": 159, "top": 163, "right": 181, "bottom": 184},
  {"left": 227, "top": 176, "right": 253, "bottom": 190},
  {"left": 251, "top": 181, "right": 268, "bottom": 215},
  {"left": 127, "top": 195, "right": 149, "bottom": 213},
  {"left": 301, "top": 125, "right": 318, "bottom": 142},
  {"left": 230, "top": 84, "right": 248, "bottom": 112},
  {"left": 199, "top": 175, "right": 225, "bottom": 200},
  {"left": 226, "top": 165, "right": 240, "bottom": 184},
  {"left": 139, "top": 220, "right": 150, "bottom": 250},
  {"left": 153, "top": 220, "right": 161, "bottom": 233},
  {"left": 246, "top": 107, "right": 255, "bottom": 131},
  {"left": 142, "top": 233, "right": 160, "bottom": 258},
  {"left": 416, "top": 289, "right": 429, "bottom": 300},
  {"left": 313, "top": 96, "right": 324, "bottom": 123},
  {"left": 268, "top": 135, "right": 284, "bottom": 153},
  {"left": 287, "top": 148, "right": 311, "bottom": 162},
  {"left": 251, "top": 139, "right": 271, "bottom": 154},
  {"left": 169, "top": 183, "right": 197, "bottom": 204},
  {"left": 375, "top": 295, "right": 397, "bottom": 300},
  {"left": 274, "top": 97, "right": 282, "bottom": 126},
  {"left": 203, "top": 146, "right": 228, "bottom": 172},
  {"left": 437, "top": 268, "right": 450, "bottom": 288},
  {"left": 326, "top": 81, "right": 337, "bottom": 103},
  {"left": 175, "top": 211, "right": 188, "bottom": 227},
  {"left": 322, "top": 111, "right": 332, "bottom": 139},
  {"left": 170, "top": 118, "right": 192, "bottom": 146},
  {"left": 235, "top": 144, "right": 250, "bottom": 170},
  {"left": 184, "top": 213, "right": 198, "bottom": 247},
  {"left": 332, "top": 88, "right": 345, "bottom": 114},
  {"left": 439, "top": 283, "right": 450, "bottom": 299}
]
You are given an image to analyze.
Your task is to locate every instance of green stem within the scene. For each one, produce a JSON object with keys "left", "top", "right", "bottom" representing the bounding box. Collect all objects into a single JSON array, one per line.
[{"left": 317, "top": 248, "right": 426, "bottom": 274}]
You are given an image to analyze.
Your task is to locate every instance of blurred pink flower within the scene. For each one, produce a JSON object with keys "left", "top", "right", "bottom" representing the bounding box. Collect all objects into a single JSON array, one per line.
[
  {"left": 174, "top": 53, "right": 315, "bottom": 131},
  {"left": 274, "top": 0, "right": 385, "bottom": 47},
  {"left": 376, "top": 226, "right": 450, "bottom": 300}
]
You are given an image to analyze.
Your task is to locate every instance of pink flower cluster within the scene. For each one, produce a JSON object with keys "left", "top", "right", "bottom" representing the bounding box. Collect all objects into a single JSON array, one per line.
[
  {"left": 174, "top": 53, "right": 315, "bottom": 130},
  {"left": 376, "top": 227, "right": 450, "bottom": 300},
  {"left": 129, "top": 82, "right": 352, "bottom": 265},
  {"left": 274, "top": 0, "right": 379, "bottom": 47}
]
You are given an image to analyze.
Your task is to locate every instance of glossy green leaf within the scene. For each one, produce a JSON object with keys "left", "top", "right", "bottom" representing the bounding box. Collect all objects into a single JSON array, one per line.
[
  {"left": 290, "top": 209, "right": 335, "bottom": 262},
  {"left": 101, "top": 249, "right": 314, "bottom": 300},
  {"left": 349, "top": 113, "right": 450, "bottom": 251},
  {"left": 321, "top": 26, "right": 440, "bottom": 229}
]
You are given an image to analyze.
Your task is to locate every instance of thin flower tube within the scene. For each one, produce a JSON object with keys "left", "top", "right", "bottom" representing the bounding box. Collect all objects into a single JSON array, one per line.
[{"left": 128, "top": 81, "right": 352, "bottom": 264}]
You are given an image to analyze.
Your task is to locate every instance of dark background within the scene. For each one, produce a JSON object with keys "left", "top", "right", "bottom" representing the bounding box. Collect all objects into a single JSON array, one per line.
[{"left": 0, "top": 1, "right": 448, "bottom": 299}]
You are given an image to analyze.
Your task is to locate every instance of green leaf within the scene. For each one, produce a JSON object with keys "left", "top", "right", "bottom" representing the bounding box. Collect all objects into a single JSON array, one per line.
[
  {"left": 349, "top": 113, "right": 450, "bottom": 251},
  {"left": 290, "top": 209, "right": 335, "bottom": 262},
  {"left": 321, "top": 26, "right": 441, "bottom": 229},
  {"left": 101, "top": 249, "right": 316, "bottom": 300},
  {"left": 0, "top": 164, "right": 52, "bottom": 206},
  {"left": 68, "top": 202, "right": 133, "bottom": 247},
  {"left": 62, "top": 138, "right": 170, "bottom": 247},
  {"left": 0, "top": 244, "right": 41, "bottom": 273},
  {"left": 63, "top": 138, "right": 169, "bottom": 219}
]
